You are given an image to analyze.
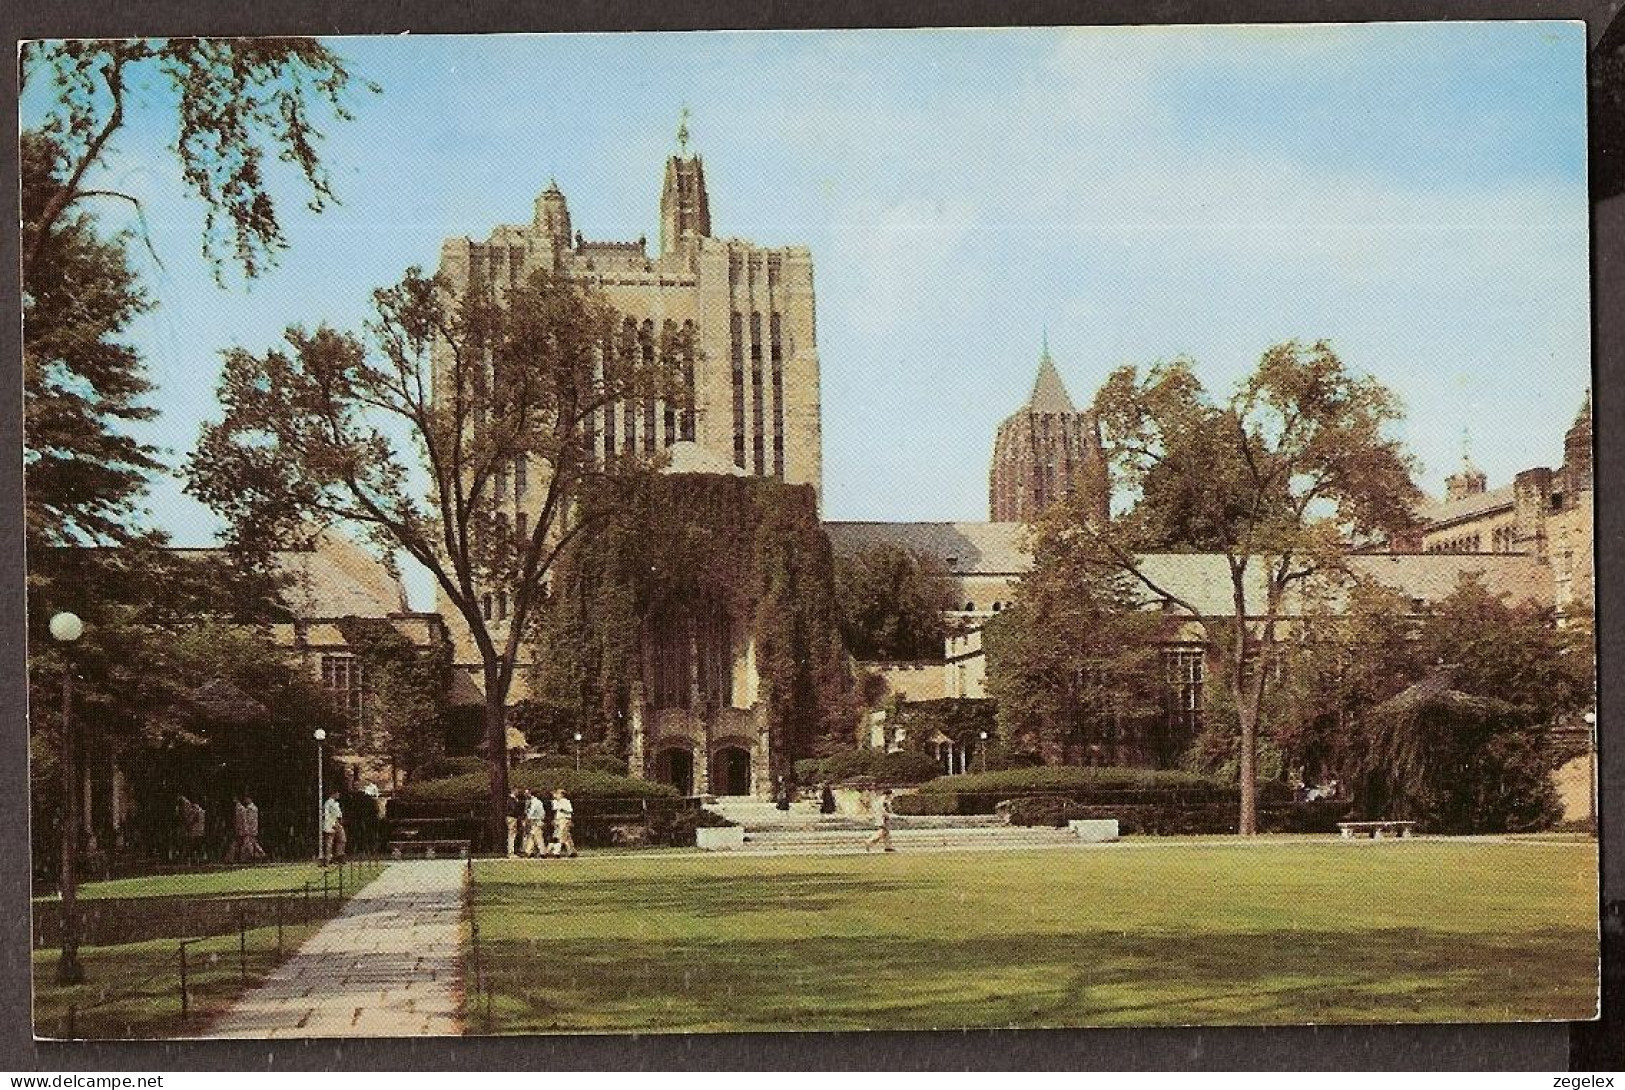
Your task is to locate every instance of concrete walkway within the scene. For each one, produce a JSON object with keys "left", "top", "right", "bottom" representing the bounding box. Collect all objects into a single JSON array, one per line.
[{"left": 203, "top": 860, "right": 465, "bottom": 1038}]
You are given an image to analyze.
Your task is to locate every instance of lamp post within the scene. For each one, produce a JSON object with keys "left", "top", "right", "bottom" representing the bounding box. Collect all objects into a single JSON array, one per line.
[
  {"left": 50, "top": 611, "right": 85, "bottom": 984},
  {"left": 979, "top": 730, "right": 989, "bottom": 775},
  {"left": 574, "top": 731, "right": 583, "bottom": 772},
  {"left": 1584, "top": 711, "right": 1597, "bottom": 830},
  {"left": 313, "top": 728, "right": 327, "bottom": 863}
]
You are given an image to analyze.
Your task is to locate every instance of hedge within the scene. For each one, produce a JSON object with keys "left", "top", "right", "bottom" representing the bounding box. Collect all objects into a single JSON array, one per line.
[
  {"left": 906, "top": 767, "right": 1294, "bottom": 814},
  {"left": 795, "top": 749, "right": 941, "bottom": 785},
  {"left": 1003, "top": 797, "right": 1356, "bottom": 835},
  {"left": 517, "top": 753, "right": 629, "bottom": 776},
  {"left": 391, "top": 767, "right": 678, "bottom": 812},
  {"left": 410, "top": 755, "right": 488, "bottom": 782},
  {"left": 889, "top": 793, "right": 960, "bottom": 816}
]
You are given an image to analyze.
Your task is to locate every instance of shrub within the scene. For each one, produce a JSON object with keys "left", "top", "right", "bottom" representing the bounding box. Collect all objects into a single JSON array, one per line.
[
  {"left": 799, "top": 748, "right": 942, "bottom": 785},
  {"left": 915, "top": 766, "right": 1225, "bottom": 797},
  {"left": 410, "top": 755, "right": 487, "bottom": 781},
  {"left": 519, "top": 752, "right": 629, "bottom": 776},
  {"left": 391, "top": 768, "right": 678, "bottom": 813},
  {"left": 1004, "top": 797, "right": 1355, "bottom": 835},
  {"left": 889, "top": 792, "right": 960, "bottom": 816}
]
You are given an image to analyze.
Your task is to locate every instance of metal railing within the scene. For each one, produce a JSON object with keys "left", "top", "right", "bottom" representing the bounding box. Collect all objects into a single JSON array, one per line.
[{"left": 46, "top": 857, "right": 386, "bottom": 1038}]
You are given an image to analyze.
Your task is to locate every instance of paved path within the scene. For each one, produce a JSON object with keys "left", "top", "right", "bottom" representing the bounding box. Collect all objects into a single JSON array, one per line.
[{"left": 203, "top": 860, "right": 465, "bottom": 1038}]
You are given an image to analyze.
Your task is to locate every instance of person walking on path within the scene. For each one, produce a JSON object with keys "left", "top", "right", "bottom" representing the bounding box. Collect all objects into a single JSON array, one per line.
[
  {"left": 321, "top": 789, "right": 346, "bottom": 864},
  {"left": 242, "top": 795, "right": 267, "bottom": 861},
  {"left": 505, "top": 790, "right": 524, "bottom": 858},
  {"left": 226, "top": 795, "right": 250, "bottom": 863},
  {"left": 523, "top": 789, "right": 549, "bottom": 857},
  {"left": 820, "top": 782, "right": 837, "bottom": 815},
  {"left": 865, "top": 789, "right": 896, "bottom": 853},
  {"left": 549, "top": 789, "right": 577, "bottom": 857},
  {"left": 178, "top": 795, "right": 207, "bottom": 864}
]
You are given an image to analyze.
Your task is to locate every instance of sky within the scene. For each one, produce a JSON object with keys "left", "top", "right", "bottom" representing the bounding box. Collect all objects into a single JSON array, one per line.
[{"left": 22, "top": 25, "right": 1592, "bottom": 611}]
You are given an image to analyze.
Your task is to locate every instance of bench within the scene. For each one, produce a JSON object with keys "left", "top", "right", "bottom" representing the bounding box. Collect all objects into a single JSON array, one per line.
[
  {"left": 389, "top": 839, "right": 471, "bottom": 859},
  {"left": 1337, "top": 820, "right": 1416, "bottom": 840}
]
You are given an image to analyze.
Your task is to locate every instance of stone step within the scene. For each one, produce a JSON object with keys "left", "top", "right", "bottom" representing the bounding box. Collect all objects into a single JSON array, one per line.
[{"left": 741, "top": 828, "right": 1077, "bottom": 851}]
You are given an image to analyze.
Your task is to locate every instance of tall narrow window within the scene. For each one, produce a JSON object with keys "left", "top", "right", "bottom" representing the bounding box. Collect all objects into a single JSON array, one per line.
[
  {"left": 640, "top": 320, "right": 656, "bottom": 452},
  {"left": 516, "top": 512, "right": 528, "bottom": 542},
  {"left": 730, "top": 311, "right": 746, "bottom": 467},
  {"left": 514, "top": 455, "right": 527, "bottom": 499},
  {"left": 750, "top": 311, "right": 765, "bottom": 475},
  {"left": 680, "top": 321, "right": 697, "bottom": 442},
  {"left": 320, "top": 654, "right": 364, "bottom": 731},
  {"left": 1164, "top": 649, "right": 1204, "bottom": 738},
  {"left": 770, "top": 312, "right": 785, "bottom": 478}
]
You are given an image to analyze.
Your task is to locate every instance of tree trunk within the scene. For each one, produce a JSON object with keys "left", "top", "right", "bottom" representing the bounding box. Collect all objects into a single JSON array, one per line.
[
  {"left": 1237, "top": 692, "right": 1258, "bottom": 836},
  {"left": 484, "top": 687, "right": 509, "bottom": 852}
]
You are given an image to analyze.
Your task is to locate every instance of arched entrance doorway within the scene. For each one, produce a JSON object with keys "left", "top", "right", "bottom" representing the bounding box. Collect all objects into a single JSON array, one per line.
[
  {"left": 711, "top": 746, "right": 752, "bottom": 796},
  {"left": 654, "top": 747, "right": 695, "bottom": 796}
]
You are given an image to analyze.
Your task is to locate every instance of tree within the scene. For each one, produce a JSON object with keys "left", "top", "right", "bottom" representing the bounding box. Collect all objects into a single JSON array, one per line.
[
  {"left": 833, "top": 543, "right": 955, "bottom": 661},
  {"left": 984, "top": 502, "right": 1164, "bottom": 765},
  {"left": 186, "top": 267, "right": 691, "bottom": 841},
  {"left": 22, "top": 133, "right": 162, "bottom": 561},
  {"left": 21, "top": 38, "right": 375, "bottom": 282},
  {"left": 1078, "top": 340, "right": 1420, "bottom": 833}
]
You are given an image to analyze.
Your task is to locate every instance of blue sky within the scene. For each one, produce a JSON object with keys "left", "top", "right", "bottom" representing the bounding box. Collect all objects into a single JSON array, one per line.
[{"left": 23, "top": 25, "right": 1591, "bottom": 609}]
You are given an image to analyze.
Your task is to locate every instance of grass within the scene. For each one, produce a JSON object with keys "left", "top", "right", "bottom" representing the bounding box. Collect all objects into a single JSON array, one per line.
[
  {"left": 32, "top": 858, "right": 386, "bottom": 1039},
  {"left": 466, "top": 840, "right": 1598, "bottom": 1033}
]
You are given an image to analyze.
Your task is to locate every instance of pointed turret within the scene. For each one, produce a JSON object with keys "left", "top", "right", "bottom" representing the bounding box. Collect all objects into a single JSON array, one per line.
[
  {"left": 990, "top": 337, "right": 1109, "bottom": 524},
  {"left": 1027, "top": 338, "right": 1076, "bottom": 414}
]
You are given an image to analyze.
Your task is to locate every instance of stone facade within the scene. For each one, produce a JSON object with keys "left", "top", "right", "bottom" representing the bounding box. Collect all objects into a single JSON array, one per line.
[
  {"left": 989, "top": 342, "right": 1109, "bottom": 524},
  {"left": 434, "top": 147, "right": 823, "bottom": 504},
  {"left": 1412, "top": 393, "right": 1593, "bottom": 620}
]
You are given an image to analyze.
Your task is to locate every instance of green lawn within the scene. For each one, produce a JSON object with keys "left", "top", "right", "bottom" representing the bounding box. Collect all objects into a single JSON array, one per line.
[
  {"left": 32, "top": 859, "right": 385, "bottom": 1039},
  {"left": 467, "top": 841, "right": 1599, "bottom": 1033}
]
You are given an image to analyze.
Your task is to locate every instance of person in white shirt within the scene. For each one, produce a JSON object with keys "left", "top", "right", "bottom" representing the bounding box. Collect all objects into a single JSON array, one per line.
[
  {"left": 321, "top": 790, "right": 346, "bottom": 864},
  {"left": 242, "top": 795, "right": 267, "bottom": 861},
  {"left": 550, "top": 789, "right": 577, "bottom": 857},
  {"left": 522, "top": 790, "right": 549, "bottom": 857}
]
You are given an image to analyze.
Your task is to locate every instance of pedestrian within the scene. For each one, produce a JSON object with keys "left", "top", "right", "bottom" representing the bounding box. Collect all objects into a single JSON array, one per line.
[
  {"left": 775, "top": 775, "right": 792, "bottom": 811},
  {"left": 241, "top": 795, "right": 267, "bottom": 861},
  {"left": 550, "top": 789, "right": 577, "bottom": 857},
  {"left": 505, "top": 789, "right": 524, "bottom": 858},
  {"left": 865, "top": 789, "right": 895, "bottom": 853},
  {"left": 225, "top": 795, "right": 250, "bottom": 863},
  {"left": 523, "top": 789, "right": 548, "bottom": 857},
  {"left": 820, "top": 782, "right": 837, "bottom": 815},
  {"left": 178, "top": 795, "right": 207, "bottom": 864},
  {"left": 321, "top": 789, "right": 346, "bottom": 865}
]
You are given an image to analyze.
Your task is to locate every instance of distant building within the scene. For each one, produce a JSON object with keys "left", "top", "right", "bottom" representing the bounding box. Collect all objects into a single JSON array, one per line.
[
  {"left": 1410, "top": 393, "right": 1593, "bottom": 619},
  {"left": 829, "top": 518, "right": 1556, "bottom": 766},
  {"left": 434, "top": 132, "right": 823, "bottom": 505},
  {"left": 428, "top": 130, "right": 826, "bottom": 800},
  {"left": 989, "top": 340, "right": 1109, "bottom": 524}
]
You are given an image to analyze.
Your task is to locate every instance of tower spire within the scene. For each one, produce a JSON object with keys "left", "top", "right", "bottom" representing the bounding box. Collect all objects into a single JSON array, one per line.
[
  {"left": 1027, "top": 339, "right": 1075, "bottom": 415},
  {"left": 676, "top": 105, "right": 692, "bottom": 156}
]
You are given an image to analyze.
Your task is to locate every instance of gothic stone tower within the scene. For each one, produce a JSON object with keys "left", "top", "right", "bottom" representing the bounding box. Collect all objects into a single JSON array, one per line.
[
  {"left": 435, "top": 139, "right": 824, "bottom": 506},
  {"left": 989, "top": 342, "right": 1109, "bottom": 524}
]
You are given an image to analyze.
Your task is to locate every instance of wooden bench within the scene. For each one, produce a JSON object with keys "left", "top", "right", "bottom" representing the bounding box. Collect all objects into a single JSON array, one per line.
[
  {"left": 1337, "top": 820, "right": 1416, "bottom": 840},
  {"left": 389, "top": 839, "right": 471, "bottom": 859}
]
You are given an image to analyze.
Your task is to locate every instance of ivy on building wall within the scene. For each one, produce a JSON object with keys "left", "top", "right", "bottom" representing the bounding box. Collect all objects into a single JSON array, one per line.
[
  {"left": 332, "top": 617, "right": 455, "bottom": 778},
  {"left": 532, "top": 473, "right": 859, "bottom": 767}
]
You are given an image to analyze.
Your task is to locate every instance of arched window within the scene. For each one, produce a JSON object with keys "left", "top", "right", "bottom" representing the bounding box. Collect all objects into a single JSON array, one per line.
[
  {"left": 964, "top": 601, "right": 976, "bottom": 612},
  {"left": 481, "top": 594, "right": 493, "bottom": 621},
  {"left": 991, "top": 601, "right": 1002, "bottom": 612}
]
